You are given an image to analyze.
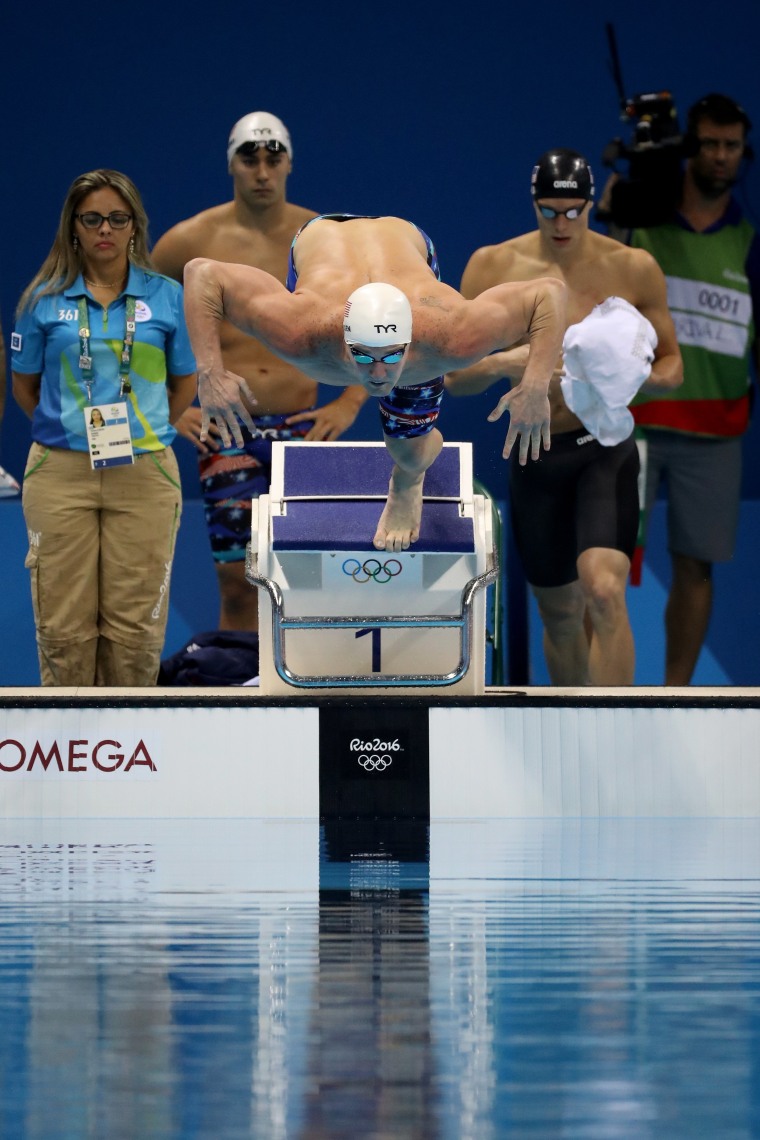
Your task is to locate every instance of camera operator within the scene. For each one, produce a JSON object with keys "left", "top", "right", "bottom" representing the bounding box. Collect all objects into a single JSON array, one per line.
[{"left": 622, "top": 93, "right": 760, "bottom": 684}]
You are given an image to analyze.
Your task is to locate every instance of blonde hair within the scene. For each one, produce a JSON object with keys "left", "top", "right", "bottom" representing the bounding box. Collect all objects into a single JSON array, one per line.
[{"left": 17, "top": 169, "right": 153, "bottom": 314}]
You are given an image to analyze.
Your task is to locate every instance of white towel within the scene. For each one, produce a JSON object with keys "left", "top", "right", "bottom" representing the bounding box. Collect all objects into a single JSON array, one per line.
[{"left": 560, "top": 296, "right": 657, "bottom": 446}]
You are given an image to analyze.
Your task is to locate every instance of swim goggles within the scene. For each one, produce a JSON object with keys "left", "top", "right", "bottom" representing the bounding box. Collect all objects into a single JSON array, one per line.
[
  {"left": 237, "top": 140, "right": 287, "bottom": 154},
  {"left": 537, "top": 201, "right": 589, "bottom": 220},
  {"left": 349, "top": 346, "right": 408, "bottom": 365}
]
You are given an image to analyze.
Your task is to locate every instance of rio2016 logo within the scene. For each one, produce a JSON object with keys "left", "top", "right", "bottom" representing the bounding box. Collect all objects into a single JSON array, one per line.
[
  {"left": 342, "top": 558, "right": 402, "bottom": 584},
  {"left": 350, "top": 736, "right": 402, "bottom": 772}
]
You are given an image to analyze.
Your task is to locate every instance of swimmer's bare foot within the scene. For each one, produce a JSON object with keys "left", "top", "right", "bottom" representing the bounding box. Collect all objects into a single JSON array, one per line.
[{"left": 373, "top": 468, "right": 425, "bottom": 552}]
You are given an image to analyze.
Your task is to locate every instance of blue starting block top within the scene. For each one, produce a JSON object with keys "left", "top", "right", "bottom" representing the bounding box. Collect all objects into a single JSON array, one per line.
[
  {"left": 272, "top": 444, "right": 475, "bottom": 553},
  {"left": 282, "top": 444, "right": 463, "bottom": 499},
  {"left": 272, "top": 500, "right": 474, "bottom": 553}
]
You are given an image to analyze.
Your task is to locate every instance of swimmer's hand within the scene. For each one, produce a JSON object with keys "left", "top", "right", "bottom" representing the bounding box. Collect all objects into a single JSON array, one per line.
[
  {"left": 286, "top": 396, "right": 362, "bottom": 441},
  {"left": 198, "top": 367, "right": 257, "bottom": 448},
  {"left": 175, "top": 406, "right": 223, "bottom": 455},
  {"left": 488, "top": 382, "right": 551, "bottom": 464}
]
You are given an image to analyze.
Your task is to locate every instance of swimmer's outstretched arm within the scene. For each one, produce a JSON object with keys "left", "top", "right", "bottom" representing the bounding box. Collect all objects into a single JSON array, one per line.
[
  {"left": 183, "top": 257, "right": 288, "bottom": 447},
  {"left": 466, "top": 277, "right": 567, "bottom": 464}
]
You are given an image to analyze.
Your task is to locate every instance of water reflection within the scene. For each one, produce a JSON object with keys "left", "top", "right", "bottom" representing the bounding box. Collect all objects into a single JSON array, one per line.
[
  {"left": 302, "top": 822, "right": 436, "bottom": 1138},
  {"left": 0, "top": 820, "right": 759, "bottom": 1138}
]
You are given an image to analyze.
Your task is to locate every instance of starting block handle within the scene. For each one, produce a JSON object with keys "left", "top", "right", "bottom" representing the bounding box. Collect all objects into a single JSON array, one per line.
[{"left": 246, "top": 546, "right": 498, "bottom": 689}]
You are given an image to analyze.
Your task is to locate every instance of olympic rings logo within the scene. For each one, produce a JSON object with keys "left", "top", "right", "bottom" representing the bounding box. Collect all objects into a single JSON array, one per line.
[
  {"left": 342, "top": 558, "right": 403, "bottom": 584},
  {"left": 358, "top": 754, "right": 393, "bottom": 771}
]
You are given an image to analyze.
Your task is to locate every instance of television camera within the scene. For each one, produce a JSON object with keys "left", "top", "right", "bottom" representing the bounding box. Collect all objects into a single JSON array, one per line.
[{"left": 597, "top": 27, "right": 685, "bottom": 228}]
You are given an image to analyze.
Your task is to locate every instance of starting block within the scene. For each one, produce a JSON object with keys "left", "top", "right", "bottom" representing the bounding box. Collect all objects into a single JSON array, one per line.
[{"left": 247, "top": 442, "right": 498, "bottom": 694}]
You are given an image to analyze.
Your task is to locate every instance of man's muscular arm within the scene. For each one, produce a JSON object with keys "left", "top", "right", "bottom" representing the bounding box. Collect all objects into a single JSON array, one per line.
[
  {"left": 183, "top": 258, "right": 287, "bottom": 446},
  {"left": 155, "top": 231, "right": 231, "bottom": 452},
  {"left": 446, "top": 248, "right": 566, "bottom": 459},
  {"left": 464, "top": 275, "right": 567, "bottom": 463},
  {"left": 445, "top": 249, "right": 516, "bottom": 394},
  {"left": 446, "top": 343, "right": 564, "bottom": 394},
  {"left": 630, "top": 250, "right": 683, "bottom": 394}
]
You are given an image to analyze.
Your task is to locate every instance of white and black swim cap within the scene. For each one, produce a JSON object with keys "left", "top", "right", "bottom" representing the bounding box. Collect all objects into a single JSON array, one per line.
[
  {"left": 227, "top": 111, "right": 292, "bottom": 168},
  {"left": 343, "top": 283, "right": 413, "bottom": 347},
  {"left": 531, "top": 149, "right": 595, "bottom": 200}
]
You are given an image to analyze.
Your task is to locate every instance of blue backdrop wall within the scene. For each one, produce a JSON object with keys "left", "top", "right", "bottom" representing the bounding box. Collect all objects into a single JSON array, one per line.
[{"left": 1, "top": 0, "right": 758, "bottom": 682}]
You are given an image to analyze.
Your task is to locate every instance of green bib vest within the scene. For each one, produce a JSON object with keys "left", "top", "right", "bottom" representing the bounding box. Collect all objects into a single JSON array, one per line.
[{"left": 632, "top": 216, "right": 755, "bottom": 436}]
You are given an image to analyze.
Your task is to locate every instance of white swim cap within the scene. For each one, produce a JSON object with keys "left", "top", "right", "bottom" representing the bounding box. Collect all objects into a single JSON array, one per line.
[
  {"left": 343, "top": 283, "right": 413, "bottom": 347},
  {"left": 227, "top": 111, "right": 292, "bottom": 168}
]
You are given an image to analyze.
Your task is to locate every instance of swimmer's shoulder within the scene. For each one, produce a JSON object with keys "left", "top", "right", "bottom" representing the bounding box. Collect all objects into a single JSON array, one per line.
[
  {"left": 160, "top": 202, "right": 234, "bottom": 243},
  {"left": 284, "top": 203, "right": 320, "bottom": 230},
  {"left": 461, "top": 232, "right": 542, "bottom": 294},
  {"left": 590, "top": 229, "right": 660, "bottom": 277},
  {"left": 152, "top": 204, "right": 234, "bottom": 278}
]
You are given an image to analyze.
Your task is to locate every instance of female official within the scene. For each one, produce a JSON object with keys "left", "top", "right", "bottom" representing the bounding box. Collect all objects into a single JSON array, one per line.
[{"left": 12, "top": 169, "right": 196, "bottom": 685}]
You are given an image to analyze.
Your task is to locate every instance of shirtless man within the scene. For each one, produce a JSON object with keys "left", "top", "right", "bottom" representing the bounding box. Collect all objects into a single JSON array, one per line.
[
  {"left": 152, "top": 112, "right": 367, "bottom": 630},
  {"left": 183, "top": 213, "right": 568, "bottom": 552},
  {"left": 446, "top": 150, "right": 683, "bottom": 685}
]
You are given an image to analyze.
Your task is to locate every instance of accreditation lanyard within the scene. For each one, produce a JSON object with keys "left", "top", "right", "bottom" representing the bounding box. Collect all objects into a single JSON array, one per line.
[{"left": 78, "top": 293, "right": 137, "bottom": 403}]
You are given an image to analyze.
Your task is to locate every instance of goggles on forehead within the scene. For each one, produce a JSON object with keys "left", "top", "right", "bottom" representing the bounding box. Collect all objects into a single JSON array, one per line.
[
  {"left": 349, "top": 346, "right": 408, "bottom": 365},
  {"left": 237, "top": 140, "right": 287, "bottom": 155},
  {"left": 537, "top": 201, "right": 589, "bottom": 220}
]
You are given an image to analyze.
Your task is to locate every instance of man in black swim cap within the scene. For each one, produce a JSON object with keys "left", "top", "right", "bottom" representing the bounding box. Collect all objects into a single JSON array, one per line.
[
  {"left": 531, "top": 149, "right": 595, "bottom": 203},
  {"left": 446, "top": 148, "right": 683, "bottom": 686}
]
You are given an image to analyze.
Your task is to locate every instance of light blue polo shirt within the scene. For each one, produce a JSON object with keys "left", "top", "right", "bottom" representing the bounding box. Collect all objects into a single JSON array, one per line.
[{"left": 12, "top": 266, "right": 196, "bottom": 452}]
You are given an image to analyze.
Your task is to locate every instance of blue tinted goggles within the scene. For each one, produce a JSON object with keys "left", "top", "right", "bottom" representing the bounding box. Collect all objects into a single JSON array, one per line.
[{"left": 349, "top": 346, "right": 407, "bottom": 365}]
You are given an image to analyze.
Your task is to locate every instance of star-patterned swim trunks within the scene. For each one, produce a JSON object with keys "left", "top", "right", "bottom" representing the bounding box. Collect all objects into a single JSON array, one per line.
[
  {"left": 378, "top": 379, "right": 445, "bottom": 439},
  {"left": 198, "top": 411, "right": 314, "bottom": 562}
]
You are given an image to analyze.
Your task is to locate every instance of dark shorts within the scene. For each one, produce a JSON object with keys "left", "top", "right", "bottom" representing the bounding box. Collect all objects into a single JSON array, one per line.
[
  {"left": 639, "top": 429, "right": 742, "bottom": 562},
  {"left": 199, "top": 411, "right": 314, "bottom": 563},
  {"left": 509, "top": 428, "right": 640, "bottom": 588}
]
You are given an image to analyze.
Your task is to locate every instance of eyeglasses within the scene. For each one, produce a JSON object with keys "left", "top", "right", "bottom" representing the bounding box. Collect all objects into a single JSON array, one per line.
[
  {"left": 75, "top": 211, "right": 134, "bottom": 230},
  {"left": 349, "top": 346, "right": 407, "bottom": 365},
  {"left": 237, "top": 140, "right": 287, "bottom": 155},
  {"left": 537, "top": 201, "right": 589, "bottom": 220}
]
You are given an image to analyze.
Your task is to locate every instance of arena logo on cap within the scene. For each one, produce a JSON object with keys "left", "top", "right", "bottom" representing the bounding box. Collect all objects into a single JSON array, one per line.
[
  {"left": 554, "top": 180, "right": 578, "bottom": 188},
  {"left": 0, "top": 737, "right": 157, "bottom": 775}
]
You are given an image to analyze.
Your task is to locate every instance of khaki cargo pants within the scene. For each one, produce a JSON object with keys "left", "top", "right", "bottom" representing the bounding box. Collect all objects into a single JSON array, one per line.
[{"left": 22, "top": 443, "right": 182, "bottom": 686}]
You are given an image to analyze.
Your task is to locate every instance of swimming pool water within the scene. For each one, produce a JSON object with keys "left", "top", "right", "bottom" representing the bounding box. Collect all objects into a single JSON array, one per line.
[{"left": 1, "top": 819, "right": 759, "bottom": 1139}]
